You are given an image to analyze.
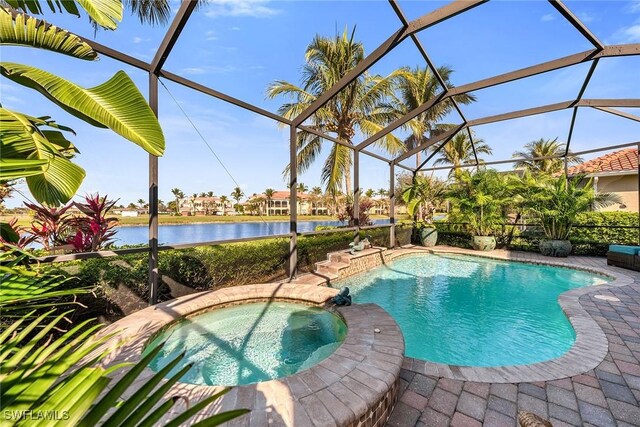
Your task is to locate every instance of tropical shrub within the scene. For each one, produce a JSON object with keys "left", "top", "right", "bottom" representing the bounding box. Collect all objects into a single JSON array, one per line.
[
  {"left": 402, "top": 175, "right": 446, "bottom": 223},
  {"left": 23, "top": 202, "right": 75, "bottom": 250},
  {"left": 68, "top": 194, "right": 119, "bottom": 252},
  {"left": 336, "top": 197, "right": 374, "bottom": 227},
  {"left": 446, "top": 169, "right": 508, "bottom": 236},
  {"left": 523, "top": 175, "right": 621, "bottom": 240}
]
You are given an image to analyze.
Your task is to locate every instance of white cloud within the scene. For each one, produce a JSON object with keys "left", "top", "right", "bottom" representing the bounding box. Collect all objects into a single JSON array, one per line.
[
  {"left": 132, "top": 36, "right": 148, "bottom": 44},
  {"left": 205, "top": 30, "right": 218, "bottom": 41},
  {"left": 609, "top": 15, "right": 640, "bottom": 43},
  {"left": 203, "top": 0, "right": 280, "bottom": 18},
  {"left": 231, "top": 26, "right": 241, "bottom": 30},
  {"left": 1, "top": 94, "right": 25, "bottom": 105},
  {"left": 179, "top": 64, "right": 265, "bottom": 75},
  {"left": 541, "top": 14, "right": 556, "bottom": 22},
  {"left": 577, "top": 12, "right": 595, "bottom": 23},
  {"left": 178, "top": 64, "right": 264, "bottom": 75},
  {"left": 628, "top": 0, "right": 640, "bottom": 13},
  {"left": 618, "top": 23, "right": 640, "bottom": 41}
]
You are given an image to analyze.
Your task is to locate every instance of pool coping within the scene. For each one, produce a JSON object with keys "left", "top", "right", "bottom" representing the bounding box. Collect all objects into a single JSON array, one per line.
[
  {"left": 326, "top": 245, "right": 636, "bottom": 384},
  {"left": 94, "top": 283, "right": 405, "bottom": 426}
]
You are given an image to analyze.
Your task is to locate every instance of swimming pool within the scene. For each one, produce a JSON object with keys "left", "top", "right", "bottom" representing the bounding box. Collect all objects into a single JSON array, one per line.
[
  {"left": 145, "top": 302, "right": 347, "bottom": 386},
  {"left": 334, "top": 253, "right": 608, "bottom": 367}
]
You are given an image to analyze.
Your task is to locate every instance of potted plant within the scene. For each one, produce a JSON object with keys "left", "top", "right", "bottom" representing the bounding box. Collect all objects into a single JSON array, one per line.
[
  {"left": 525, "top": 175, "right": 620, "bottom": 257},
  {"left": 447, "top": 169, "right": 506, "bottom": 251},
  {"left": 402, "top": 175, "right": 445, "bottom": 247}
]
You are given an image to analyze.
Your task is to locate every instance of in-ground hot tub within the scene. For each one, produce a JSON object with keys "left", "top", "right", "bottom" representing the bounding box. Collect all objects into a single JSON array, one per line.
[
  {"left": 96, "top": 283, "right": 404, "bottom": 426},
  {"left": 145, "top": 301, "right": 347, "bottom": 386}
]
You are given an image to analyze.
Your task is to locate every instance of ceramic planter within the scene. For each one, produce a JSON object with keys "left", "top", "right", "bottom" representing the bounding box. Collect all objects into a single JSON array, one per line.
[
  {"left": 471, "top": 235, "right": 496, "bottom": 251},
  {"left": 539, "top": 239, "right": 572, "bottom": 257},
  {"left": 420, "top": 227, "right": 438, "bottom": 247}
]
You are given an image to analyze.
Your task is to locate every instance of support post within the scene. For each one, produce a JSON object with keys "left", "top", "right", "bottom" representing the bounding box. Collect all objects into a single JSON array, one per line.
[
  {"left": 389, "top": 161, "right": 396, "bottom": 248},
  {"left": 637, "top": 143, "right": 639, "bottom": 244},
  {"left": 289, "top": 125, "right": 298, "bottom": 279},
  {"left": 353, "top": 150, "right": 360, "bottom": 243},
  {"left": 148, "top": 73, "right": 159, "bottom": 305},
  {"left": 564, "top": 155, "right": 569, "bottom": 176}
]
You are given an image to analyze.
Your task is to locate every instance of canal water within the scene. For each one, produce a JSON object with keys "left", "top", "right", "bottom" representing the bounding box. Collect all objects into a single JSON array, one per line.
[{"left": 114, "top": 219, "right": 389, "bottom": 246}]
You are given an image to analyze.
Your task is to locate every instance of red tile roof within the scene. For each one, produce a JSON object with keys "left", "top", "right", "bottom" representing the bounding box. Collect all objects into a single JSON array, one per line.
[
  {"left": 250, "top": 190, "right": 313, "bottom": 200},
  {"left": 567, "top": 148, "right": 638, "bottom": 176}
]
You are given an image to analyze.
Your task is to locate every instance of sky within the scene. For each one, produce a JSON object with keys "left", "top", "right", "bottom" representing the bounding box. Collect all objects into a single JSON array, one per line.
[{"left": 1, "top": 0, "right": 639, "bottom": 208}]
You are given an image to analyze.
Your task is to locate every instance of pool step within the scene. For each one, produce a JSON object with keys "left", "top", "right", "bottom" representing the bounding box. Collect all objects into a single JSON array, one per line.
[
  {"left": 315, "top": 260, "right": 349, "bottom": 276},
  {"left": 328, "top": 253, "right": 352, "bottom": 264}
]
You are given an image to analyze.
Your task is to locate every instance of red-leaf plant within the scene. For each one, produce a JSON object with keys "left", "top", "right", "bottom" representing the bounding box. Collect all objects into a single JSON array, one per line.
[
  {"left": 68, "top": 194, "right": 119, "bottom": 252},
  {"left": 337, "top": 197, "right": 374, "bottom": 227},
  {"left": 23, "top": 202, "right": 75, "bottom": 251},
  {"left": 0, "top": 218, "right": 36, "bottom": 249}
]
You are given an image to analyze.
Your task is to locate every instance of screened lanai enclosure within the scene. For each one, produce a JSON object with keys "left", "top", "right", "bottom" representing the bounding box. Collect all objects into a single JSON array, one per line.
[{"left": 27, "top": 0, "right": 640, "bottom": 305}]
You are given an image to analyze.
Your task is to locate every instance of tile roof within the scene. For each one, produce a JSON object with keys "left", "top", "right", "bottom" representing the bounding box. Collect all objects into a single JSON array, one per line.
[{"left": 567, "top": 148, "right": 638, "bottom": 176}]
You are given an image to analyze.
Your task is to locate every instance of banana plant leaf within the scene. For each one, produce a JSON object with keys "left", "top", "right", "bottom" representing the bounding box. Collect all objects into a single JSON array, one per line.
[
  {"left": 75, "top": 0, "right": 123, "bottom": 30},
  {"left": 0, "top": 8, "right": 98, "bottom": 59},
  {"left": 0, "top": 63, "right": 165, "bottom": 156},
  {"left": 3, "top": 0, "right": 80, "bottom": 16},
  {"left": 0, "top": 108, "right": 85, "bottom": 205},
  {"left": 4, "top": 0, "right": 123, "bottom": 30}
]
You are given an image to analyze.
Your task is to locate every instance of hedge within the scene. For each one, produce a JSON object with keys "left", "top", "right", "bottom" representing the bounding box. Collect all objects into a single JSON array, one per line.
[
  {"left": 44, "top": 224, "right": 411, "bottom": 322},
  {"left": 432, "top": 211, "right": 639, "bottom": 256}
]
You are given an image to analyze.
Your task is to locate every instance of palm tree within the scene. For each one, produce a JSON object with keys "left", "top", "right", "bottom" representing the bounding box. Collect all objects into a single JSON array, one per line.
[
  {"left": 390, "top": 66, "right": 475, "bottom": 169},
  {"left": 402, "top": 175, "right": 446, "bottom": 222},
  {"left": 219, "top": 195, "right": 229, "bottom": 216},
  {"left": 365, "top": 189, "right": 375, "bottom": 198},
  {"left": 231, "top": 187, "right": 244, "bottom": 213},
  {"left": 524, "top": 174, "right": 621, "bottom": 240},
  {"left": 264, "top": 188, "right": 275, "bottom": 216},
  {"left": 512, "top": 138, "right": 583, "bottom": 175},
  {"left": 267, "top": 27, "right": 402, "bottom": 197},
  {"left": 207, "top": 191, "right": 214, "bottom": 197},
  {"left": 189, "top": 194, "right": 197, "bottom": 215},
  {"left": 432, "top": 131, "right": 492, "bottom": 178},
  {"left": 171, "top": 187, "right": 184, "bottom": 215},
  {"left": 199, "top": 192, "right": 206, "bottom": 197},
  {"left": 136, "top": 198, "right": 146, "bottom": 209},
  {"left": 297, "top": 183, "right": 308, "bottom": 193}
]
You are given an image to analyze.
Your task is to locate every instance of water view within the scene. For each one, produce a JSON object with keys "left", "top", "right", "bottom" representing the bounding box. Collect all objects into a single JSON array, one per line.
[{"left": 114, "top": 219, "right": 389, "bottom": 246}]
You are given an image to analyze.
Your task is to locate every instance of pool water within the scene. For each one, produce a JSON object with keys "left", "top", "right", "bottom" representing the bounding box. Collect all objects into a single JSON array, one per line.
[
  {"left": 146, "top": 302, "right": 347, "bottom": 386},
  {"left": 335, "top": 254, "right": 607, "bottom": 367}
]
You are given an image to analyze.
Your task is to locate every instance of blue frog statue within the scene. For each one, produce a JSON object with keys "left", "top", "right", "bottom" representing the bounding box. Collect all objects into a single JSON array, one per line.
[{"left": 332, "top": 287, "right": 352, "bottom": 306}]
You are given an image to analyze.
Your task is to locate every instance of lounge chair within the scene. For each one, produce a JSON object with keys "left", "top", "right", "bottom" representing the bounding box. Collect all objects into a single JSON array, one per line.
[{"left": 607, "top": 245, "right": 640, "bottom": 271}]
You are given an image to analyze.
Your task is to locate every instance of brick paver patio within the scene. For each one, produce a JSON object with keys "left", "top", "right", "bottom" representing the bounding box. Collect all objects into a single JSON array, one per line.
[{"left": 387, "top": 251, "right": 640, "bottom": 427}]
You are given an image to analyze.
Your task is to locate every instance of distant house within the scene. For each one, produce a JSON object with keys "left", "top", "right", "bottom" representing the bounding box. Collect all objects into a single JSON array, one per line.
[
  {"left": 567, "top": 148, "right": 638, "bottom": 213},
  {"left": 368, "top": 196, "right": 389, "bottom": 215},
  {"left": 121, "top": 209, "right": 140, "bottom": 217},
  {"left": 178, "top": 196, "right": 232, "bottom": 216},
  {"left": 248, "top": 191, "right": 328, "bottom": 216}
]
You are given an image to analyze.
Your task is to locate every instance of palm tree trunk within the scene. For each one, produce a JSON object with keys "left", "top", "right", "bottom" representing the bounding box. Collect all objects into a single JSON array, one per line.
[{"left": 345, "top": 167, "right": 352, "bottom": 196}]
